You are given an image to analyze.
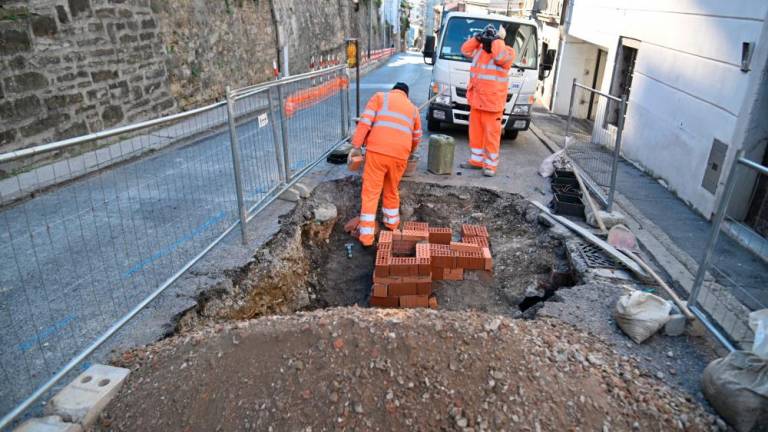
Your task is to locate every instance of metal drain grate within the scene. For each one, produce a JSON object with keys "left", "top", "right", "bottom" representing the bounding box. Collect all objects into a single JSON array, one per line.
[{"left": 575, "top": 242, "right": 623, "bottom": 270}]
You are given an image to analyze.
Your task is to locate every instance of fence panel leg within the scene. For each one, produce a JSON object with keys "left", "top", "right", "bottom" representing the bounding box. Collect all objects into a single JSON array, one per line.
[
  {"left": 606, "top": 95, "right": 626, "bottom": 212},
  {"left": 226, "top": 86, "right": 249, "bottom": 245}
]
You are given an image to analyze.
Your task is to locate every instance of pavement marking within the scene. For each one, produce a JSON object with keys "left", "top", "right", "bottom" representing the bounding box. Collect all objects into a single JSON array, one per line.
[{"left": 122, "top": 210, "right": 228, "bottom": 279}]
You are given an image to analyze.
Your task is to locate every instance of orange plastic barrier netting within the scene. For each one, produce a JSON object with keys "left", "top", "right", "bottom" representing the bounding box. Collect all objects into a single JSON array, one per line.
[{"left": 284, "top": 76, "right": 350, "bottom": 118}]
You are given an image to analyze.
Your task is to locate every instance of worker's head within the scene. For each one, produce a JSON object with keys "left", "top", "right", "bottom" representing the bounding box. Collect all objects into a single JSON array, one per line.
[
  {"left": 392, "top": 82, "right": 409, "bottom": 96},
  {"left": 497, "top": 25, "right": 506, "bottom": 40}
]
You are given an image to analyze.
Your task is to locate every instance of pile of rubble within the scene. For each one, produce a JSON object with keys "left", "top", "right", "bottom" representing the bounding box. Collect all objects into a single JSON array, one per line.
[{"left": 370, "top": 223, "right": 495, "bottom": 309}]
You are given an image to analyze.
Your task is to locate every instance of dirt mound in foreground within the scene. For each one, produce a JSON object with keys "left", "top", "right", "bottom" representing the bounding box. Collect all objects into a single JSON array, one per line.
[{"left": 99, "top": 308, "right": 718, "bottom": 431}]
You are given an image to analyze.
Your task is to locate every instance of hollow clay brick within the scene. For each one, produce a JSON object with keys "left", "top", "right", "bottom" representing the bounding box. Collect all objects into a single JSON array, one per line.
[
  {"left": 450, "top": 241, "right": 482, "bottom": 253},
  {"left": 431, "top": 266, "right": 445, "bottom": 280},
  {"left": 378, "top": 230, "right": 392, "bottom": 246},
  {"left": 417, "top": 257, "right": 431, "bottom": 275},
  {"left": 401, "top": 229, "right": 429, "bottom": 242},
  {"left": 415, "top": 243, "right": 431, "bottom": 259},
  {"left": 375, "top": 248, "right": 391, "bottom": 277},
  {"left": 388, "top": 282, "right": 418, "bottom": 296},
  {"left": 429, "top": 296, "right": 438, "bottom": 309},
  {"left": 401, "top": 275, "right": 431, "bottom": 283},
  {"left": 482, "top": 247, "right": 493, "bottom": 271},
  {"left": 428, "top": 226, "right": 452, "bottom": 244},
  {"left": 402, "top": 221, "right": 429, "bottom": 232},
  {"left": 457, "top": 250, "right": 484, "bottom": 270},
  {"left": 370, "top": 296, "right": 399, "bottom": 308},
  {"left": 390, "top": 257, "right": 418, "bottom": 276},
  {"left": 399, "top": 295, "right": 430, "bottom": 308},
  {"left": 416, "top": 282, "right": 432, "bottom": 295},
  {"left": 461, "top": 224, "right": 489, "bottom": 238},
  {"left": 372, "top": 283, "right": 388, "bottom": 297},
  {"left": 463, "top": 236, "right": 489, "bottom": 249},
  {"left": 444, "top": 268, "right": 464, "bottom": 281}
]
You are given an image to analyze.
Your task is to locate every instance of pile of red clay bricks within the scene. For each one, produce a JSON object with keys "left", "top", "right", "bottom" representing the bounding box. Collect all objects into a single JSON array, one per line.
[{"left": 370, "top": 222, "right": 493, "bottom": 309}]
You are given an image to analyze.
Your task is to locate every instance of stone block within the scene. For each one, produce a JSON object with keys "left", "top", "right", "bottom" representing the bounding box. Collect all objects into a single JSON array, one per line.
[
  {"left": 293, "top": 182, "right": 311, "bottom": 198},
  {"left": 278, "top": 187, "right": 301, "bottom": 202},
  {"left": 101, "top": 105, "right": 124, "bottom": 127},
  {"left": 56, "top": 6, "right": 69, "bottom": 24},
  {"left": 14, "top": 95, "right": 42, "bottom": 118},
  {"left": 664, "top": 314, "right": 687, "bottom": 337},
  {"left": 91, "top": 70, "right": 118, "bottom": 83},
  {"left": 45, "top": 364, "right": 130, "bottom": 427},
  {"left": 4, "top": 72, "right": 49, "bottom": 94},
  {"left": 31, "top": 15, "right": 58, "bottom": 37},
  {"left": 313, "top": 203, "right": 337, "bottom": 222},
  {"left": 0, "top": 28, "right": 32, "bottom": 56},
  {"left": 14, "top": 415, "right": 82, "bottom": 432},
  {"left": 68, "top": 0, "right": 92, "bottom": 18}
]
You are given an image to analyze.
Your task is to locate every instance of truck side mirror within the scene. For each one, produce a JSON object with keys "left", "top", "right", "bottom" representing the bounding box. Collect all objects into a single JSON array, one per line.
[
  {"left": 423, "top": 36, "right": 436, "bottom": 65},
  {"left": 539, "top": 48, "right": 556, "bottom": 80}
]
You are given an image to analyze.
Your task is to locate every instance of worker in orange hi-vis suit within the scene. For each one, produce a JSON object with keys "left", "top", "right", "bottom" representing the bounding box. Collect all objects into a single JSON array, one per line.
[
  {"left": 349, "top": 82, "right": 422, "bottom": 246},
  {"left": 460, "top": 24, "right": 516, "bottom": 177}
]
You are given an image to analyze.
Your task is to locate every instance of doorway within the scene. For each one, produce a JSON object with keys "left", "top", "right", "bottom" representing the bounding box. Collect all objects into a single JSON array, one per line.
[{"left": 606, "top": 37, "right": 639, "bottom": 126}]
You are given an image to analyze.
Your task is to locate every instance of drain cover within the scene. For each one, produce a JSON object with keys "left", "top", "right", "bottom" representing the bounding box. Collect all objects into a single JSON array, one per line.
[{"left": 575, "top": 242, "right": 623, "bottom": 270}]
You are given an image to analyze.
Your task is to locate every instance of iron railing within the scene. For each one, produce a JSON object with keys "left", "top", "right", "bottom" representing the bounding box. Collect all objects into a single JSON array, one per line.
[
  {"left": 0, "top": 61, "right": 357, "bottom": 428},
  {"left": 563, "top": 79, "right": 626, "bottom": 212}
]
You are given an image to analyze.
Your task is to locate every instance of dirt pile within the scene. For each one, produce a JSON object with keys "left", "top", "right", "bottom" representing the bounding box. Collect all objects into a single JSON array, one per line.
[{"left": 100, "top": 308, "right": 720, "bottom": 431}]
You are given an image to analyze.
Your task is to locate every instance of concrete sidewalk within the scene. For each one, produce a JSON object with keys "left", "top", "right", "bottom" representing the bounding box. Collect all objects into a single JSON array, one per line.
[{"left": 530, "top": 104, "right": 765, "bottom": 347}]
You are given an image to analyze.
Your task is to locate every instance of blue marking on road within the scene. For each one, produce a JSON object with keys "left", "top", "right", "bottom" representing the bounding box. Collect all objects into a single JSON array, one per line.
[
  {"left": 18, "top": 314, "right": 76, "bottom": 353},
  {"left": 122, "top": 210, "right": 228, "bottom": 279}
]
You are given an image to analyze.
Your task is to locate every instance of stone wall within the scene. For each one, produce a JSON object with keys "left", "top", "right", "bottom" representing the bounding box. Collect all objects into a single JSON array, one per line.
[
  {"left": 0, "top": 0, "right": 388, "bottom": 171},
  {"left": 0, "top": 0, "right": 175, "bottom": 161}
]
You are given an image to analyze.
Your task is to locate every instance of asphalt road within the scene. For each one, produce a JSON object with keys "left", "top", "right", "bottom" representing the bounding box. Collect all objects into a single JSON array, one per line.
[{"left": 0, "top": 52, "right": 440, "bottom": 418}]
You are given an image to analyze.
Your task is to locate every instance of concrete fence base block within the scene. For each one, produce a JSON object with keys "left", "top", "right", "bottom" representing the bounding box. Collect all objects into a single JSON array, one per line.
[
  {"left": 44, "top": 364, "right": 130, "bottom": 428},
  {"left": 278, "top": 187, "right": 302, "bottom": 202},
  {"left": 14, "top": 415, "right": 83, "bottom": 432},
  {"left": 293, "top": 182, "right": 311, "bottom": 198},
  {"left": 664, "top": 314, "right": 687, "bottom": 336}
]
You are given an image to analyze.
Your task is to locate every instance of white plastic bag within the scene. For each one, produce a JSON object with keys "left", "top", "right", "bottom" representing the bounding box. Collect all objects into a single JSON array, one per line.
[
  {"left": 614, "top": 291, "right": 671, "bottom": 343},
  {"left": 749, "top": 309, "right": 768, "bottom": 359},
  {"left": 538, "top": 149, "right": 565, "bottom": 178}
]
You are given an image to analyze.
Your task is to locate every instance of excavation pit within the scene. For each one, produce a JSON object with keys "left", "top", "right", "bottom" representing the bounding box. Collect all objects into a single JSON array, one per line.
[{"left": 176, "top": 177, "right": 573, "bottom": 330}]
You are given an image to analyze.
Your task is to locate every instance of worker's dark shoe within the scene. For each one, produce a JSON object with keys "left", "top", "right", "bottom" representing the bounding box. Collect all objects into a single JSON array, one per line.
[
  {"left": 460, "top": 162, "right": 482, "bottom": 170},
  {"left": 483, "top": 169, "right": 496, "bottom": 177}
]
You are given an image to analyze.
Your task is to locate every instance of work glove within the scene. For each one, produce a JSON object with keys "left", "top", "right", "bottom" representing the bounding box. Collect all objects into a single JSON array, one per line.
[
  {"left": 473, "top": 32, "right": 482, "bottom": 42},
  {"left": 349, "top": 147, "right": 362, "bottom": 159}
]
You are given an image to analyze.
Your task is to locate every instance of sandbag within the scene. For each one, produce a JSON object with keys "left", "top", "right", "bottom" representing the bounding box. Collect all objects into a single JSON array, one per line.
[
  {"left": 614, "top": 291, "right": 671, "bottom": 343},
  {"left": 750, "top": 309, "right": 768, "bottom": 359},
  {"left": 702, "top": 350, "right": 768, "bottom": 432},
  {"left": 538, "top": 149, "right": 564, "bottom": 178}
]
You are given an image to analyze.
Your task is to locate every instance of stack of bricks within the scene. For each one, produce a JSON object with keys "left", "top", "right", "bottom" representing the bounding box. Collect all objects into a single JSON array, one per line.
[{"left": 370, "top": 222, "right": 494, "bottom": 309}]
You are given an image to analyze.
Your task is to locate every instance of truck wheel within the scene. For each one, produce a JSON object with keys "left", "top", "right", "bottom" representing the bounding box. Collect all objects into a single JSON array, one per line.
[
  {"left": 504, "top": 130, "right": 518, "bottom": 141},
  {"left": 427, "top": 117, "right": 441, "bottom": 132}
]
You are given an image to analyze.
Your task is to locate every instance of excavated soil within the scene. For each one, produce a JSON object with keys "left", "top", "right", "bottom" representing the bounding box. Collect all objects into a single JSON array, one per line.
[
  {"left": 176, "top": 177, "right": 569, "bottom": 330},
  {"left": 99, "top": 308, "right": 720, "bottom": 431}
]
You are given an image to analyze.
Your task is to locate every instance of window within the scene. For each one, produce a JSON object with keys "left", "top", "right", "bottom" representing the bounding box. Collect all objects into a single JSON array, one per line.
[{"left": 438, "top": 18, "right": 538, "bottom": 69}]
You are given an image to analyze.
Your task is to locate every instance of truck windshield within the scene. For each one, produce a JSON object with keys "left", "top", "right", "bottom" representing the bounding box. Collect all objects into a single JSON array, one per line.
[{"left": 438, "top": 17, "right": 538, "bottom": 69}]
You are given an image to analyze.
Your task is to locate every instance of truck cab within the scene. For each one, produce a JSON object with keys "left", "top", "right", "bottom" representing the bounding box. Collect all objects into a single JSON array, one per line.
[{"left": 424, "top": 12, "right": 540, "bottom": 140}]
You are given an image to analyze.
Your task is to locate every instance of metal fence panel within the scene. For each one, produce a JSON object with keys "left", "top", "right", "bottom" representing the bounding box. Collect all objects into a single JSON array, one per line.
[
  {"left": 0, "top": 63, "right": 356, "bottom": 428},
  {"left": 564, "top": 80, "right": 626, "bottom": 211}
]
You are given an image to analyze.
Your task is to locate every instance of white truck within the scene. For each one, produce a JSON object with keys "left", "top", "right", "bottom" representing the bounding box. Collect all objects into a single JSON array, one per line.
[{"left": 423, "top": 12, "right": 553, "bottom": 140}]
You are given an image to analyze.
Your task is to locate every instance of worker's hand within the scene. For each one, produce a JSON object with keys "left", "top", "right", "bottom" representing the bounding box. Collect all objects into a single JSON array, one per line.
[{"left": 349, "top": 147, "right": 362, "bottom": 159}]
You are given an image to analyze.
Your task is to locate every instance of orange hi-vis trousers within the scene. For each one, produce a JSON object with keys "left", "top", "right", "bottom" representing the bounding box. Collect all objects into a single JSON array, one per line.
[
  {"left": 468, "top": 108, "right": 502, "bottom": 172},
  {"left": 359, "top": 151, "right": 408, "bottom": 246}
]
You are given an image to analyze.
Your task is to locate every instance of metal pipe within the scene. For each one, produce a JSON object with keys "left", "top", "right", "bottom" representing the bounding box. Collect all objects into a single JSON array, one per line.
[
  {"left": 225, "top": 86, "right": 249, "bottom": 245},
  {"left": 574, "top": 81, "right": 623, "bottom": 102},
  {"left": 0, "top": 216, "right": 242, "bottom": 430},
  {"left": 738, "top": 156, "right": 768, "bottom": 176},
  {"left": 0, "top": 100, "right": 226, "bottom": 163},
  {"left": 563, "top": 78, "right": 576, "bottom": 148},
  {"left": 340, "top": 72, "right": 348, "bottom": 138},
  {"left": 690, "top": 149, "right": 745, "bottom": 305},
  {"left": 356, "top": 49, "right": 361, "bottom": 118},
  {"left": 234, "top": 65, "right": 347, "bottom": 99},
  {"left": 690, "top": 304, "right": 737, "bottom": 352},
  {"left": 267, "top": 87, "right": 287, "bottom": 183},
  {"left": 275, "top": 85, "right": 291, "bottom": 181},
  {"left": 606, "top": 95, "right": 626, "bottom": 212}
]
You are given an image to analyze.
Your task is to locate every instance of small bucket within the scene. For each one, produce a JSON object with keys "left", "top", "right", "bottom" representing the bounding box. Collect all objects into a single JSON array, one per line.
[{"left": 403, "top": 154, "right": 420, "bottom": 177}]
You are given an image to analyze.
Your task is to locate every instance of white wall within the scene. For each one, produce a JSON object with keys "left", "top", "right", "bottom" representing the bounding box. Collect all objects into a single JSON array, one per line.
[
  {"left": 552, "top": 35, "right": 600, "bottom": 117},
  {"left": 565, "top": 0, "right": 768, "bottom": 217}
]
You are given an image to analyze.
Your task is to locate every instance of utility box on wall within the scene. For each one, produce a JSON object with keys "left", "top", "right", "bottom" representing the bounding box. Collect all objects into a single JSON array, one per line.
[{"left": 702, "top": 139, "right": 728, "bottom": 195}]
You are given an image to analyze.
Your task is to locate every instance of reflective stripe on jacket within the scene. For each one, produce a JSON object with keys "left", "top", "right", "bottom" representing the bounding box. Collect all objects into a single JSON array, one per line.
[
  {"left": 460, "top": 38, "right": 516, "bottom": 112},
  {"left": 351, "top": 90, "right": 422, "bottom": 160}
]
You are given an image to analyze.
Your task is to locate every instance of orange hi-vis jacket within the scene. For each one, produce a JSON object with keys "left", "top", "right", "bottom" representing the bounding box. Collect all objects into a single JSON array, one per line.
[
  {"left": 460, "top": 38, "right": 516, "bottom": 113},
  {"left": 351, "top": 89, "right": 422, "bottom": 160}
]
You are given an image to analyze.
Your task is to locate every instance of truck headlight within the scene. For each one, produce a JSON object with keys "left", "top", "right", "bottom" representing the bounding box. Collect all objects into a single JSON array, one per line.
[
  {"left": 435, "top": 94, "right": 451, "bottom": 105},
  {"left": 512, "top": 104, "right": 530, "bottom": 114}
]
